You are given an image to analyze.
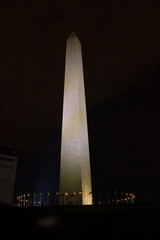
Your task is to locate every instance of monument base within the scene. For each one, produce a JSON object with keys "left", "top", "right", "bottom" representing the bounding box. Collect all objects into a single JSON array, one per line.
[{"left": 59, "top": 194, "right": 82, "bottom": 205}]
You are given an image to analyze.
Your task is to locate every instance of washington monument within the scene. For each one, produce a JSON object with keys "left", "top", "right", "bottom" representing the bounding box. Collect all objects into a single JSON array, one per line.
[{"left": 59, "top": 33, "right": 92, "bottom": 205}]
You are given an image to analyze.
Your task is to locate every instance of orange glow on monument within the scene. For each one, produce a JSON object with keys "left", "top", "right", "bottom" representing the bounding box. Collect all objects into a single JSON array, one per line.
[{"left": 59, "top": 33, "right": 92, "bottom": 205}]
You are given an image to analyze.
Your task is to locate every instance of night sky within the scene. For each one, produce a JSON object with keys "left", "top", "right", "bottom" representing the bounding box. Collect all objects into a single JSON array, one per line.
[{"left": 0, "top": 0, "right": 160, "bottom": 204}]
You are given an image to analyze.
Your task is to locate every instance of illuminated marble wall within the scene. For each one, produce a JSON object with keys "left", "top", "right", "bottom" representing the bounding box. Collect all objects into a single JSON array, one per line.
[{"left": 59, "top": 33, "right": 92, "bottom": 205}]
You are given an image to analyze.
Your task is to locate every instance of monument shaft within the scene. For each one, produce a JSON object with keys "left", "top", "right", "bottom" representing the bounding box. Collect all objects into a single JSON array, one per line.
[{"left": 59, "top": 33, "right": 92, "bottom": 205}]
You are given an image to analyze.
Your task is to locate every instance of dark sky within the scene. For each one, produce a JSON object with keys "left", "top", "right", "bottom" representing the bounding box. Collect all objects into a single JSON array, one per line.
[{"left": 0, "top": 0, "right": 160, "bottom": 203}]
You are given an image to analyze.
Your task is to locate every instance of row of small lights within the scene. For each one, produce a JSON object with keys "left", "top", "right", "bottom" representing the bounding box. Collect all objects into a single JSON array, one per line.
[
  {"left": 16, "top": 191, "right": 83, "bottom": 205},
  {"left": 16, "top": 191, "right": 135, "bottom": 206},
  {"left": 16, "top": 191, "right": 135, "bottom": 198},
  {"left": 58, "top": 191, "right": 83, "bottom": 196},
  {"left": 17, "top": 192, "right": 50, "bottom": 197},
  {"left": 16, "top": 192, "right": 51, "bottom": 206},
  {"left": 109, "top": 192, "right": 136, "bottom": 204},
  {"left": 115, "top": 192, "right": 136, "bottom": 199},
  {"left": 16, "top": 191, "right": 83, "bottom": 199}
]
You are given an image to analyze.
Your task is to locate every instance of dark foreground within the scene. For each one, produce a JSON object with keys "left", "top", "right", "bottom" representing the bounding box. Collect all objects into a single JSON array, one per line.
[{"left": 1, "top": 204, "right": 160, "bottom": 240}]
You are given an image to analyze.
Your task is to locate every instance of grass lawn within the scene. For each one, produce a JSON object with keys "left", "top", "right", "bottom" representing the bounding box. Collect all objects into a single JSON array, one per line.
[{"left": 1, "top": 204, "right": 160, "bottom": 239}]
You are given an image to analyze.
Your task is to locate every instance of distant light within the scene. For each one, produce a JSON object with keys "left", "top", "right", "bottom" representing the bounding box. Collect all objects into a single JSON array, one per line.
[{"left": 34, "top": 216, "right": 60, "bottom": 228}]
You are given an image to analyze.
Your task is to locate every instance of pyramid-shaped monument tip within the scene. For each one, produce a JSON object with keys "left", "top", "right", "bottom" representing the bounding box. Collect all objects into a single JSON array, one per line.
[{"left": 68, "top": 32, "right": 78, "bottom": 39}]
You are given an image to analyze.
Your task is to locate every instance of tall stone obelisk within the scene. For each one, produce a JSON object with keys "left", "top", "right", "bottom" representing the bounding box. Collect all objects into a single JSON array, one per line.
[{"left": 59, "top": 33, "right": 92, "bottom": 205}]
